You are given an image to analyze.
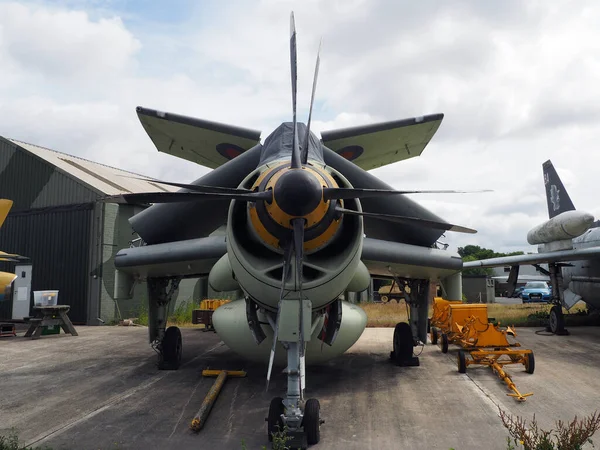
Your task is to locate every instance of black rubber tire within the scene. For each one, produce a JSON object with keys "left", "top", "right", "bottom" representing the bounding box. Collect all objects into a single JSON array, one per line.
[
  {"left": 458, "top": 350, "right": 467, "bottom": 373},
  {"left": 267, "top": 397, "right": 285, "bottom": 442},
  {"left": 549, "top": 305, "right": 565, "bottom": 334},
  {"left": 525, "top": 352, "right": 535, "bottom": 374},
  {"left": 431, "top": 327, "right": 439, "bottom": 345},
  {"left": 303, "top": 398, "right": 321, "bottom": 445},
  {"left": 393, "top": 322, "right": 414, "bottom": 363},
  {"left": 441, "top": 333, "right": 449, "bottom": 354},
  {"left": 160, "top": 326, "right": 182, "bottom": 370}
]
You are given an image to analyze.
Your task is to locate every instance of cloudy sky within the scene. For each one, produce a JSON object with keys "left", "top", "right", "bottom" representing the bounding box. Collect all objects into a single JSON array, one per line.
[{"left": 1, "top": 0, "right": 599, "bottom": 254}]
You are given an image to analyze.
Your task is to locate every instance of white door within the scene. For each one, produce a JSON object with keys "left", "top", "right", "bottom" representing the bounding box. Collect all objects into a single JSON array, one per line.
[{"left": 12, "top": 264, "right": 32, "bottom": 320}]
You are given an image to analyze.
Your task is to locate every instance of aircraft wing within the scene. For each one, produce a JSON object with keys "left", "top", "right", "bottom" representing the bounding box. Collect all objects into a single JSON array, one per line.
[
  {"left": 114, "top": 235, "right": 227, "bottom": 278},
  {"left": 320, "top": 114, "right": 443, "bottom": 171},
  {"left": 136, "top": 107, "right": 262, "bottom": 169},
  {"left": 361, "top": 238, "right": 463, "bottom": 280},
  {"left": 463, "top": 246, "right": 600, "bottom": 269},
  {"left": 115, "top": 236, "right": 463, "bottom": 281}
]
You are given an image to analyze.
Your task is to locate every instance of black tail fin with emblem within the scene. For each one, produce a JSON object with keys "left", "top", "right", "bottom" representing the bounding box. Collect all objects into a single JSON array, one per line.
[{"left": 542, "top": 160, "right": 576, "bottom": 219}]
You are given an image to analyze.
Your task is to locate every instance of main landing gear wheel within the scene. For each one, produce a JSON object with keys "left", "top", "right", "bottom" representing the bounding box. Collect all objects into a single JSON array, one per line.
[
  {"left": 159, "top": 326, "right": 182, "bottom": 370},
  {"left": 303, "top": 398, "right": 321, "bottom": 446},
  {"left": 391, "top": 322, "right": 419, "bottom": 366},
  {"left": 548, "top": 305, "right": 568, "bottom": 335},
  {"left": 267, "top": 397, "right": 284, "bottom": 442}
]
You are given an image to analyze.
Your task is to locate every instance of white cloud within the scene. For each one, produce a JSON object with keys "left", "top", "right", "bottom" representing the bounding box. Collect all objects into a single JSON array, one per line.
[{"left": 1, "top": 0, "right": 600, "bottom": 254}]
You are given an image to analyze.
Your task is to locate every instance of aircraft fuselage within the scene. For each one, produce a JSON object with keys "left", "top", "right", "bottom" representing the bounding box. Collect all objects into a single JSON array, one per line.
[{"left": 562, "top": 227, "right": 600, "bottom": 310}]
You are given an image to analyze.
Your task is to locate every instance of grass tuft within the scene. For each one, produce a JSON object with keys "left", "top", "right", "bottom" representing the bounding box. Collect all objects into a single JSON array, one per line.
[{"left": 167, "top": 299, "right": 197, "bottom": 326}]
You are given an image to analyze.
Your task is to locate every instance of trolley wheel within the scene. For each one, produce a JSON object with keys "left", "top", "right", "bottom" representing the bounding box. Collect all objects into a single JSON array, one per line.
[
  {"left": 549, "top": 305, "right": 565, "bottom": 334},
  {"left": 381, "top": 295, "right": 389, "bottom": 303},
  {"left": 431, "top": 327, "right": 439, "bottom": 345},
  {"left": 441, "top": 333, "right": 449, "bottom": 354},
  {"left": 159, "top": 326, "right": 182, "bottom": 370},
  {"left": 458, "top": 350, "right": 467, "bottom": 373},
  {"left": 267, "top": 397, "right": 284, "bottom": 442},
  {"left": 303, "top": 398, "right": 321, "bottom": 445},
  {"left": 393, "top": 322, "right": 414, "bottom": 363},
  {"left": 525, "top": 352, "right": 535, "bottom": 374}
]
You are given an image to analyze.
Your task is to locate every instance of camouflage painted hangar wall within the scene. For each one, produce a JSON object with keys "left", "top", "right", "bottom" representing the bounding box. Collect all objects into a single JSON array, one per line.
[
  {"left": 0, "top": 137, "right": 230, "bottom": 324},
  {"left": 0, "top": 137, "right": 98, "bottom": 323}
]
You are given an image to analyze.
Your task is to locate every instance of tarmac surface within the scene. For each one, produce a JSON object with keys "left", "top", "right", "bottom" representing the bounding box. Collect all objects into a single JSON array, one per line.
[{"left": 2, "top": 324, "right": 600, "bottom": 450}]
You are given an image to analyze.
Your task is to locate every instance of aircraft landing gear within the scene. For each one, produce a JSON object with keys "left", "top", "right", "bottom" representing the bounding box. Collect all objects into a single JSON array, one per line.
[
  {"left": 264, "top": 296, "right": 324, "bottom": 449},
  {"left": 160, "top": 326, "right": 183, "bottom": 369},
  {"left": 390, "top": 322, "right": 420, "bottom": 366},
  {"left": 548, "top": 304, "right": 569, "bottom": 335},
  {"left": 147, "top": 277, "right": 182, "bottom": 370},
  {"left": 265, "top": 340, "right": 322, "bottom": 449},
  {"left": 546, "top": 263, "right": 570, "bottom": 335}
]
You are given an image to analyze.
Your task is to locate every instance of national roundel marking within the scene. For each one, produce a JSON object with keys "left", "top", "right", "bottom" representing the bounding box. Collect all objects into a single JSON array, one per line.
[
  {"left": 336, "top": 145, "right": 364, "bottom": 161},
  {"left": 216, "top": 143, "right": 245, "bottom": 160}
]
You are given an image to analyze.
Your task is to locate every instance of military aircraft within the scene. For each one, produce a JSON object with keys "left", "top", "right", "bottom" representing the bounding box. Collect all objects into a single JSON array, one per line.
[
  {"left": 464, "top": 160, "right": 600, "bottom": 335},
  {"left": 106, "top": 13, "right": 483, "bottom": 447}
]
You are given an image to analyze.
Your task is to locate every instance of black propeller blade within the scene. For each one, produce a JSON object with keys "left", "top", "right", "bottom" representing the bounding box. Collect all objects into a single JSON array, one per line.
[
  {"left": 324, "top": 188, "right": 492, "bottom": 201},
  {"left": 301, "top": 39, "right": 321, "bottom": 165},
  {"left": 127, "top": 177, "right": 259, "bottom": 195},
  {"left": 100, "top": 190, "right": 272, "bottom": 205},
  {"left": 289, "top": 12, "right": 301, "bottom": 170},
  {"left": 292, "top": 217, "right": 306, "bottom": 365},
  {"left": 336, "top": 206, "right": 477, "bottom": 234},
  {"left": 266, "top": 231, "right": 294, "bottom": 390}
]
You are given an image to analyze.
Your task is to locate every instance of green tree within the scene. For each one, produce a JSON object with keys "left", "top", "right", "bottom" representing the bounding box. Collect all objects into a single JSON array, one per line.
[
  {"left": 459, "top": 245, "right": 525, "bottom": 276},
  {"left": 461, "top": 255, "right": 493, "bottom": 276}
]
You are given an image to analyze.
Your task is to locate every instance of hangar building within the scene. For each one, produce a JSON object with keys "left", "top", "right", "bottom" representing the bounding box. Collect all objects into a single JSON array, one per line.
[{"left": 0, "top": 136, "right": 208, "bottom": 325}]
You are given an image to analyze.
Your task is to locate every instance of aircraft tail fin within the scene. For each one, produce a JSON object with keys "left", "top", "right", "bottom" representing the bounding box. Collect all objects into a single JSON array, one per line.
[
  {"left": 0, "top": 199, "right": 13, "bottom": 229},
  {"left": 543, "top": 160, "right": 576, "bottom": 219}
]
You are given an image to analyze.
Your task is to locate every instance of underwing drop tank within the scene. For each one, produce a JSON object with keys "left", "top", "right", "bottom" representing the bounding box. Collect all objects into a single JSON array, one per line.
[{"left": 527, "top": 210, "right": 595, "bottom": 245}]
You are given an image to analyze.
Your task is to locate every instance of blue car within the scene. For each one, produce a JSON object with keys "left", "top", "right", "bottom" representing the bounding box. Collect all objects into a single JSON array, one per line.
[{"left": 521, "top": 281, "right": 552, "bottom": 303}]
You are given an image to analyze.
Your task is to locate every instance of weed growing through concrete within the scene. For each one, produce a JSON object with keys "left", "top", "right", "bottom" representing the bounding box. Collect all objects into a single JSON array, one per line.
[
  {"left": 499, "top": 408, "right": 600, "bottom": 450},
  {"left": 0, "top": 429, "right": 53, "bottom": 450},
  {"left": 167, "top": 299, "right": 197, "bottom": 326},
  {"left": 241, "top": 424, "right": 298, "bottom": 450}
]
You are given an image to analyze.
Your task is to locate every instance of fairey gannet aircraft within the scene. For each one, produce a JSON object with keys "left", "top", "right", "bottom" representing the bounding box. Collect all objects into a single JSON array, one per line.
[{"left": 105, "top": 13, "right": 483, "bottom": 448}]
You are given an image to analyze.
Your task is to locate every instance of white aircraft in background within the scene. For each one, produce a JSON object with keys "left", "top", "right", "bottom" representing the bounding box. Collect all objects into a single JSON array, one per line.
[{"left": 464, "top": 160, "right": 600, "bottom": 335}]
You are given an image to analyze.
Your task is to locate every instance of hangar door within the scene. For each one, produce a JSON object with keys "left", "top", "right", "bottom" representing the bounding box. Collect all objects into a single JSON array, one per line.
[{"left": 0, "top": 203, "right": 93, "bottom": 323}]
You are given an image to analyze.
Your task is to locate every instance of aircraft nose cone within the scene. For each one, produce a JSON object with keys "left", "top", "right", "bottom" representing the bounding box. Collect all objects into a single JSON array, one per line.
[{"left": 274, "top": 169, "right": 323, "bottom": 217}]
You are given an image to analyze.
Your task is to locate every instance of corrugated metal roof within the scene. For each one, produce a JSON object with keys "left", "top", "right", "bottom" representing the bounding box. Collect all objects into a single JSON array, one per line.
[{"left": 8, "top": 138, "right": 179, "bottom": 196}]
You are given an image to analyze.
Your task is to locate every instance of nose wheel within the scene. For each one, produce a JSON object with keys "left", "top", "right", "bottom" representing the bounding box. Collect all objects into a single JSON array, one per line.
[
  {"left": 267, "top": 397, "right": 322, "bottom": 448},
  {"left": 302, "top": 398, "right": 321, "bottom": 445}
]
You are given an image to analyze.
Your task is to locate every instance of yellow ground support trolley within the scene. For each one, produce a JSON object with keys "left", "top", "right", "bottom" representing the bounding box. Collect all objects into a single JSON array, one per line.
[
  {"left": 429, "top": 297, "right": 489, "bottom": 353},
  {"left": 429, "top": 298, "right": 535, "bottom": 401}
]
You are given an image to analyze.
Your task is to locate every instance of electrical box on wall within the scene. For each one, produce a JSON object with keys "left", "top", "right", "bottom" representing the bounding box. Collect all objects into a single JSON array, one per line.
[{"left": 12, "top": 264, "right": 33, "bottom": 320}]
